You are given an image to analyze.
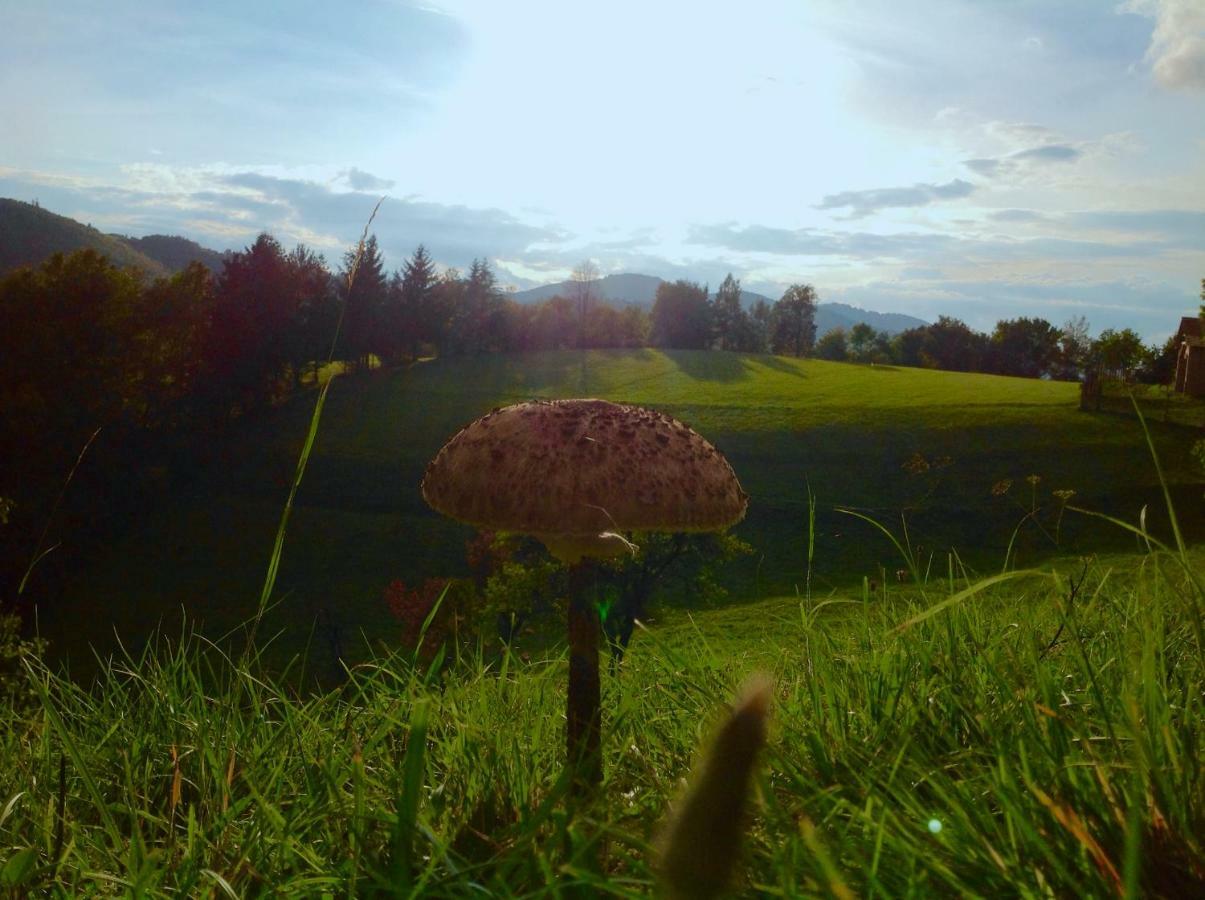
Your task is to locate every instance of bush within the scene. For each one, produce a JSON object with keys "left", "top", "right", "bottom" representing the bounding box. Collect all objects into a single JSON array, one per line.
[{"left": 0, "top": 612, "right": 45, "bottom": 712}]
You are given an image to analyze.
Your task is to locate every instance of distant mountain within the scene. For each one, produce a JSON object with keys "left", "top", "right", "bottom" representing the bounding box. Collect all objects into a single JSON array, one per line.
[
  {"left": 512, "top": 272, "right": 927, "bottom": 336},
  {"left": 0, "top": 198, "right": 227, "bottom": 278},
  {"left": 512, "top": 273, "right": 776, "bottom": 310},
  {"left": 816, "top": 303, "right": 927, "bottom": 336},
  {"left": 512, "top": 273, "right": 663, "bottom": 306},
  {"left": 121, "top": 234, "right": 227, "bottom": 274}
]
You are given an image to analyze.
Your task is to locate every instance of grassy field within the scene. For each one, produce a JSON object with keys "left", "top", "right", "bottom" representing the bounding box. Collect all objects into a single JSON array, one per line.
[
  {"left": 6, "top": 349, "right": 1205, "bottom": 894},
  {"left": 4, "top": 545, "right": 1203, "bottom": 895},
  {"left": 37, "top": 349, "right": 1204, "bottom": 675}
]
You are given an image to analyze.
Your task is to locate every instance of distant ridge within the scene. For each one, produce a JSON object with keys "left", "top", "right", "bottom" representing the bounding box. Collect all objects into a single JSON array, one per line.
[
  {"left": 0, "top": 198, "right": 227, "bottom": 277},
  {"left": 512, "top": 272, "right": 927, "bottom": 336},
  {"left": 121, "top": 234, "right": 228, "bottom": 275}
]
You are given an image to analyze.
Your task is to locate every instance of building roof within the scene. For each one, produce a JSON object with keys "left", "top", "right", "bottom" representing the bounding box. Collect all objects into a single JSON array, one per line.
[{"left": 1176, "top": 316, "right": 1202, "bottom": 339}]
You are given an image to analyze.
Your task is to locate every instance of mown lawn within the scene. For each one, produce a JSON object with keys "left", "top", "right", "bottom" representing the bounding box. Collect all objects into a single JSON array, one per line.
[{"left": 39, "top": 350, "right": 1204, "bottom": 674}]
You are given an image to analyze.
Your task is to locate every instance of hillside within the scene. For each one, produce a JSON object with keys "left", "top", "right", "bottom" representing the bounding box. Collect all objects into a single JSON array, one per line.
[
  {"left": 39, "top": 349, "right": 1203, "bottom": 675},
  {"left": 121, "top": 233, "right": 228, "bottom": 274},
  {"left": 0, "top": 198, "right": 169, "bottom": 276},
  {"left": 818, "top": 301, "right": 930, "bottom": 335},
  {"left": 0, "top": 197, "right": 227, "bottom": 277},
  {"left": 512, "top": 272, "right": 927, "bottom": 335}
]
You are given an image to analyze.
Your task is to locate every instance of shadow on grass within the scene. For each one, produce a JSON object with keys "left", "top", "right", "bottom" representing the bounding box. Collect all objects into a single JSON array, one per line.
[
  {"left": 662, "top": 349, "right": 752, "bottom": 382},
  {"left": 755, "top": 354, "right": 809, "bottom": 377}
]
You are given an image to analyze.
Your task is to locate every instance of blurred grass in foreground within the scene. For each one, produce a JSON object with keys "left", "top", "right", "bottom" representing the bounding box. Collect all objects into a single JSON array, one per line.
[{"left": 2, "top": 543, "right": 1202, "bottom": 896}]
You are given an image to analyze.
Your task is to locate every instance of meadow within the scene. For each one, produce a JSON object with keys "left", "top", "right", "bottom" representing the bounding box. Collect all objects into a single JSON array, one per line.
[
  {"left": 35, "top": 349, "right": 1204, "bottom": 676},
  {"left": 3, "top": 348, "right": 1204, "bottom": 895}
]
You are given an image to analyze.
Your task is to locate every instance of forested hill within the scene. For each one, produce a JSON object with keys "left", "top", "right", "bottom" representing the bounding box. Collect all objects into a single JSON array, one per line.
[
  {"left": 121, "top": 234, "right": 228, "bottom": 274},
  {"left": 0, "top": 198, "right": 225, "bottom": 277},
  {"left": 512, "top": 272, "right": 927, "bottom": 336}
]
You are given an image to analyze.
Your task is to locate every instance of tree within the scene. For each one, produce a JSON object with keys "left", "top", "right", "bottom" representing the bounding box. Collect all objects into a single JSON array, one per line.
[
  {"left": 528, "top": 295, "right": 577, "bottom": 349},
  {"left": 338, "top": 234, "right": 388, "bottom": 369},
  {"left": 650, "top": 280, "right": 712, "bottom": 349},
  {"left": 1056, "top": 316, "right": 1092, "bottom": 380},
  {"left": 137, "top": 261, "right": 216, "bottom": 425},
  {"left": 599, "top": 532, "right": 752, "bottom": 668},
  {"left": 847, "top": 322, "right": 876, "bottom": 362},
  {"left": 446, "top": 259, "right": 505, "bottom": 355},
  {"left": 987, "top": 317, "right": 1062, "bottom": 378},
  {"left": 1092, "top": 328, "right": 1147, "bottom": 381},
  {"left": 711, "top": 274, "right": 747, "bottom": 351},
  {"left": 286, "top": 246, "right": 338, "bottom": 385},
  {"left": 569, "top": 260, "right": 601, "bottom": 348},
  {"left": 396, "top": 244, "right": 438, "bottom": 359},
  {"left": 768, "top": 283, "right": 818, "bottom": 357},
  {"left": 0, "top": 249, "right": 147, "bottom": 441},
  {"left": 921, "top": 316, "right": 988, "bottom": 372},
  {"left": 813, "top": 327, "right": 848, "bottom": 361},
  {"left": 891, "top": 326, "right": 928, "bottom": 367},
  {"left": 206, "top": 233, "right": 310, "bottom": 413},
  {"left": 1138, "top": 334, "right": 1179, "bottom": 385},
  {"left": 748, "top": 299, "right": 771, "bottom": 353}
]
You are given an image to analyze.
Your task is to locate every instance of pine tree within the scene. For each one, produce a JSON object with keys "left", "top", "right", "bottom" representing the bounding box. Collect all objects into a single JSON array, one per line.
[
  {"left": 339, "top": 234, "right": 387, "bottom": 369},
  {"left": 399, "top": 245, "right": 437, "bottom": 359}
]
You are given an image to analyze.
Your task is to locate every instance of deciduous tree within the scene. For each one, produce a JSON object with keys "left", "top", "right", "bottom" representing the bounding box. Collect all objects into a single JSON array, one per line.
[
  {"left": 768, "top": 283, "right": 818, "bottom": 357},
  {"left": 650, "top": 280, "right": 712, "bottom": 349},
  {"left": 813, "top": 327, "right": 848, "bottom": 361}
]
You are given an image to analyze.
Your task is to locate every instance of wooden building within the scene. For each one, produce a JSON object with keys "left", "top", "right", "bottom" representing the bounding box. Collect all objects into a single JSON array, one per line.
[{"left": 1173, "top": 316, "right": 1204, "bottom": 397}]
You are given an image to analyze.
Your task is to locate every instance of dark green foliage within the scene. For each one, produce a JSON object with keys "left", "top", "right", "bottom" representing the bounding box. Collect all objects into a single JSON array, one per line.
[
  {"left": 395, "top": 244, "right": 438, "bottom": 359},
  {"left": 814, "top": 327, "right": 848, "bottom": 361},
  {"left": 987, "top": 317, "right": 1063, "bottom": 378},
  {"left": 338, "top": 235, "right": 389, "bottom": 367},
  {"left": 444, "top": 259, "right": 506, "bottom": 356},
  {"left": 651, "top": 280, "right": 712, "bottom": 349},
  {"left": 893, "top": 315, "right": 989, "bottom": 372},
  {"left": 204, "top": 234, "right": 330, "bottom": 413},
  {"left": 848, "top": 322, "right": 893, "bottom": 364},
  {"left": 1092, "top": 327, "right": 1148, "bottom": 380},
  {"left": 711, "top": 273, "right": 762, "bottom": 352},
  {"left": 598, "top": 531, "right": 754, "bottom": 667},
  {"left": 1056, "top": 315, "right": 1093, "bottom": 380},
  {"left": 1139, "top": 334, "right": 1181, "bottom": 385},
  {"left": 769, "top": 283, "right": 818, "bottom": 357}
]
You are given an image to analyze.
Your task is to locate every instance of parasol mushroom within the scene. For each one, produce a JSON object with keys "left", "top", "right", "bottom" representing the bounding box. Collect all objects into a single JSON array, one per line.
[{"left": 421, "top": 398, "right": 747, "bottom": 789}]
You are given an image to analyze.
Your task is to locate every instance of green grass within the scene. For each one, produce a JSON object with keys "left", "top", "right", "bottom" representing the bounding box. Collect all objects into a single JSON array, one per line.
[
  {"left": 3, "top": 545, "right": 1202, "bottom": 895},
  {"left": 7, "top": 348, "right": 1205, "bottom": 895},
  {"left": 39, "top": 350, "right": 1204, "bottom": 674}
]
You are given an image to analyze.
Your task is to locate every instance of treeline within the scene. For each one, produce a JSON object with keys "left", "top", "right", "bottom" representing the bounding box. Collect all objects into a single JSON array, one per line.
[{"left": 813, "top": 316, "right": 1177, "bottom": 384}]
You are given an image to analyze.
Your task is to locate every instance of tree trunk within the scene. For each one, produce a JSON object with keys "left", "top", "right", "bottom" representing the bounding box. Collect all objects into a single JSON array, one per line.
[{"left": 566, "top": 563, "right": 601, "bottom": 792}]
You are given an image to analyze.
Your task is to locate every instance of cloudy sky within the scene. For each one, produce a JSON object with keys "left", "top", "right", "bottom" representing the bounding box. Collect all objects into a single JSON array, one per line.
[{"left": 2, "top": 0, "right": 1203, "bottom": 337}]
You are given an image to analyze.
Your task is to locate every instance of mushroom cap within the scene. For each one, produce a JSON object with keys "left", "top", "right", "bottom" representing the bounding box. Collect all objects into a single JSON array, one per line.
[{"left": 421, "top": 399, "right": 748, "bottom": 542}]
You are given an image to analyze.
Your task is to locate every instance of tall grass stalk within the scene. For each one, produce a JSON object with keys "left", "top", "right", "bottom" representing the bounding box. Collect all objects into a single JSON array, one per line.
[{"left": 243, "top": 199, "right": 383, "bottom": 657}]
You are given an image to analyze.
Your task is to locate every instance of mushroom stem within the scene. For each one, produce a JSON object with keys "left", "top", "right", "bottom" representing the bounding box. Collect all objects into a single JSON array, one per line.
[{"left": 566, "top": 561, "right": 602, "bottom": 792}]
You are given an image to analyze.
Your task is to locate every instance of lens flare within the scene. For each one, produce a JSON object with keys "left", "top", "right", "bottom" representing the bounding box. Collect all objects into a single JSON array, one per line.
[{"left": 928, "top": 818, "right": 943, "bottom": 834}]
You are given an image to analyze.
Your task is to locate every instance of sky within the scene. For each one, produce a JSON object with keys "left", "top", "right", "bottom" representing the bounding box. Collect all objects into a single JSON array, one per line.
[{"left": 1, "top": 0, "right": 1203, "bottom": 338}]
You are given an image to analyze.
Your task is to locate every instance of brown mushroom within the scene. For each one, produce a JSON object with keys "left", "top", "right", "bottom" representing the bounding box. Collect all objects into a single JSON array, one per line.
[{"left": 422, "top": 398, "right": 747, "bottom": 790}]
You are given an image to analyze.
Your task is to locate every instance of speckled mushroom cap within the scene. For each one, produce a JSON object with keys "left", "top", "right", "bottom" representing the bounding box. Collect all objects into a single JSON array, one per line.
[{"left": 422, "top": 399, "right": 747, "bottom": 561}]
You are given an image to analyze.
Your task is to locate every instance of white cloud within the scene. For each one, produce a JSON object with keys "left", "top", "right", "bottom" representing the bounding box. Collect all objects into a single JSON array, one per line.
[{"left": 1123, "top": 0, "right": 1205, "bottom": 90}]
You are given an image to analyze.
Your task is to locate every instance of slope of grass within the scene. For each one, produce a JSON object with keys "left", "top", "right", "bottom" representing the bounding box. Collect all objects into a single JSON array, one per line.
[
  {"left": 4, "top": 547, "right": 1202, "bottom": 895},
  {"left": 39, "top": 350, "right": 1205, "bottom": 673}
]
